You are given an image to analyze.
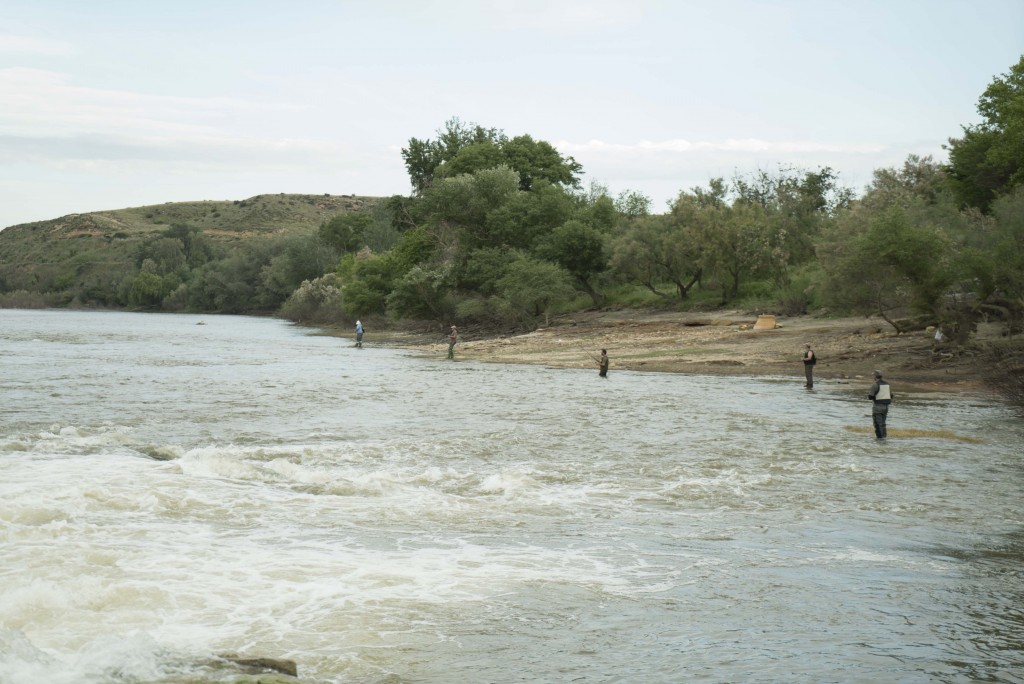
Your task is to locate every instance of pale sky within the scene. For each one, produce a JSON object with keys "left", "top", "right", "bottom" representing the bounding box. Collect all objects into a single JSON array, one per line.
[{"left": 2, "top": 0, "right": 1022, "bottom": 229}]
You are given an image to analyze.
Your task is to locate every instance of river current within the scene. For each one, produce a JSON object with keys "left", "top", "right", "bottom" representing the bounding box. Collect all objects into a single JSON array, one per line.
[{"left": 1, "top": 309, "right": 1022, "bottom": 683}]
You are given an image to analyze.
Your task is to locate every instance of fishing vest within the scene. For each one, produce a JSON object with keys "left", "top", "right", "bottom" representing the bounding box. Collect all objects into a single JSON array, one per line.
[{"left": 874, "top": 382, "right": 891, "bottom": 401}]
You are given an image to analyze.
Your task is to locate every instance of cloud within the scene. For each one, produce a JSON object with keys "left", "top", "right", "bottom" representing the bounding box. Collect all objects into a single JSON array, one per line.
[
  {"left": 0, "top": 67, "right": 356, "bottom": 172},
  {"left": 0, "top": 67, "right": 300, "bottom": 138},
  {"left": 556, "top": 138, "right": 888, "bottom": 156},
  {"left": 556, "top": 136, "right": 919, "bottom": 206},
  {"left": 0, "top": 132, "right": 355, "bottom": 168},
  {"left": 0, "top": 33, "right": 73, "bottom": 56},
  {"left": 465, "top": 0, "right": 646, "bottom": 33}
]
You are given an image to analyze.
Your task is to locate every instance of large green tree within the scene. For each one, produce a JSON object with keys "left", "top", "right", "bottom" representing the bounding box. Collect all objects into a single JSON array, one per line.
[
  {"left": 732, "top": 166, "right": 852, "bottom": 273},
  {"left": 668, "top": 179, "right": 772, "bottom": 304},
  {"left": 402, "top": 118, "right": 582, "bottom": 194},
  {"left": 963, "top": 186, "right": 1024, "bottom": 331},
  {"left": 495, "top": 252, "right": 575, "bottom": 326},
  {"left": 704, "top": 200, "right": 774, "bottom": 303},
  {"left": 423, "top": 166, "right": 521, "bottom": 236},
  {"left": 498, "top": 134, "right": 583, "bottom": 191},
  {"left": 611, "top": 213, "right": 702, "bottom": 300},
  {"left": 482, "top": 180, "right": 576, "bottom": 250},
  {"left": 536, "top": 219, "right": 608, "bottom": 306},
  {"left": 862, "top": 155, "right": 950, "bottom": 211},
  {"left": 401, "top": 118, "right": 505, "bottom": 193},
  {"left": 946, "top": 56, "right": 1024, "bottom": 212},
  {"left": 319, "top": 213, "right": 373, "bottom": 254},
  {"left": 817, "top": 157, "right": 974, "bottom": 332}
]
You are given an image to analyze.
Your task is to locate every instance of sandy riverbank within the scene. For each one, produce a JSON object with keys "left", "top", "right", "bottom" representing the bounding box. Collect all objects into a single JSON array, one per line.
[{"left": 384, "top": 309, "right": 1007, "bottom": 395}]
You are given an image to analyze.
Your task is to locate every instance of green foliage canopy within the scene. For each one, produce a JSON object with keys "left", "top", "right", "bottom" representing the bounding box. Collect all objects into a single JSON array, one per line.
[
  {"left": 496, "top": 253, "right": 575, "bottom": 324},
  {"left": 536, "top": 219, "right": 608, "bottom": 306},
  {"left": 401, "top": 118, "right": 582, "bottom": 194},
  {"left": 946, "top": 55, "right": 1024, "bottom": 212},
  {"left": 9, "top": 65, "right": 1024, "bottom": 344}
]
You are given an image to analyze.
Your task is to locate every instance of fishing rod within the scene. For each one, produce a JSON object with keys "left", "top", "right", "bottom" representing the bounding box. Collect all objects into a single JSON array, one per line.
[{"left": 572, "top": 338, "right": 602, "bottom": 364}]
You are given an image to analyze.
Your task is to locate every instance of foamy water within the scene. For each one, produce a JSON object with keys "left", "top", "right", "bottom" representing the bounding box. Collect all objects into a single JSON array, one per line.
[{"left": 2, "top": 309, "right": 1022, "bottom": 683}]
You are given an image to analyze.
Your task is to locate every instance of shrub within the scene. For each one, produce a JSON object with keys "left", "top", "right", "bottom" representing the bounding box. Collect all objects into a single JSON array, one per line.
[
  {"left": 0, "top": 290, "right": 52, "bottom": 308},
  {"left": 280, "top": 275, "right": 345, "bottom": 324},
  {"left": 774, "top": 267, "right": 820, "bottom": 316},
  {"left": 603, "top": 283, "right": 669, "bottom": 309},
  {"left": 163, "top": 283, "right": 190, "bottom": 311},
  {"left": 455, "top": 295, "right": 521, "bottom": 330}
]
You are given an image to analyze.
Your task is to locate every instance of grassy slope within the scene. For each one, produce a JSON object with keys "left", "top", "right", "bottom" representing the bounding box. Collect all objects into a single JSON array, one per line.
[{"left": 0, "top": 193, "right": 378, "bottom": 292}]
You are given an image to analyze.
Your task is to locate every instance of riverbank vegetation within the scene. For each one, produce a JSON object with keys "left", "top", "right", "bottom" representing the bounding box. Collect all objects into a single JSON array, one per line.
[{"left": 2, "top": 59, "right": 1022, "bottom": 372}]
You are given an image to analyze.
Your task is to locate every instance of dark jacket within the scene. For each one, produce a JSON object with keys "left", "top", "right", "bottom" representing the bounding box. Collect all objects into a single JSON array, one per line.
[{"left": 869, "top": 380, "right": 892, "bottom": 406}]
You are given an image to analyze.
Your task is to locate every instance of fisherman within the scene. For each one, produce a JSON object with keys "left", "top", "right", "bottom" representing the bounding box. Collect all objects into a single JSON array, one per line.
[
  {"left": 868, "top": 370, "right": 892, "bottom": 439},
  {"left": 355, "top": 320, "right": 364, "bottom": 348},
  {"left": 802, "top": 342, "right": 816, "bottom": 388},
  {"left": 447, "top": 325, "right": 458, "bottom": 360},
  {"left": 598, "top": 349, "right": 609, "bottom": 378}
]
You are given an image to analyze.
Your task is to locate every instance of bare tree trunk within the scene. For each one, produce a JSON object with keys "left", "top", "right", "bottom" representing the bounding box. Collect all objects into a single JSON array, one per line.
[
  {"left": 640, "top": 281, "right": 671, "bottom": 299},
  {"left": 670, "top": 269, "right": 702, "bottom": 301},
  {"left": 577, "top": 278, "right": 603, "bottom": 307},
  {"left": 875, "top": 288, "right": 904, "bottom": 333}
]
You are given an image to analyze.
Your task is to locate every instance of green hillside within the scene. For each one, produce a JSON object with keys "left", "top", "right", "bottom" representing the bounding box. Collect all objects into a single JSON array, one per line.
[
  {"left": 0, "top": 193, "right": 379, "bottom": 310},
  {"left": 1, "top": 192, "right": 374, "bottom": 251}
]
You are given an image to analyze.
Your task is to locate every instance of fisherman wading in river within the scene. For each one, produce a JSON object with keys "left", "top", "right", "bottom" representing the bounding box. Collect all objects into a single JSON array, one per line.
[
  {"left": 802, "top": 343, "right": 816, "bottom": 388},
  {"left": 447, "top": 325, "right": 458, "bottom": 360},
  {"left": 868, "top": 370, "right": 892, "bottom": 439}
]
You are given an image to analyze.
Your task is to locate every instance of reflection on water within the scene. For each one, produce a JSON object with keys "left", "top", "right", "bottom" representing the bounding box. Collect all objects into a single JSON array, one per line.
[{"left": 1, "top": 309, "right": 1022, "bottom": 683}]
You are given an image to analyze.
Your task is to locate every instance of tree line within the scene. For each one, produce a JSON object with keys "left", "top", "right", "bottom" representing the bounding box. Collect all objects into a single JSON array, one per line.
[
  {"left": 3, "top": 57, "right": 1022, "bottom": 346},
  {"left": 284, "top": 56, "right": 1023, "bottom": 343}
]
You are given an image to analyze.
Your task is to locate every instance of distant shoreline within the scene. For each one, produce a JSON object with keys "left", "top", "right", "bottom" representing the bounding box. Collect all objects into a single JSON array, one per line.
[{"left": 336, "top": 309, "right": 998, "bottom": 396}]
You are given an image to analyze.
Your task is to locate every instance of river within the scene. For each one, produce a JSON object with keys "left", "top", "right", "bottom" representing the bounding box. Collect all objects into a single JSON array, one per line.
[{"left": 1, "top": 309, "right": 1022, "bottom": 683}]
